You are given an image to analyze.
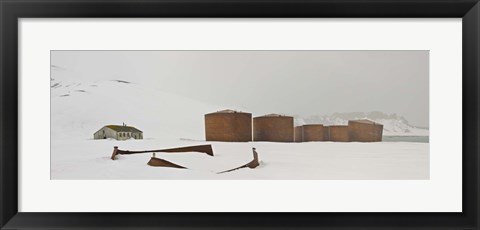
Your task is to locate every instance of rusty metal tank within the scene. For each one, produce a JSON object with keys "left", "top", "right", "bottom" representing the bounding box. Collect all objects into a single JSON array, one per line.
[
  {"left": 348, "top": 119, "right": 383, "bottom": 142},
  {"left": 302, "top": 124, "right": 325, "bottom": 142},
  {"left": 204, "top": 109, "right": 252, "bottom": 142},
  {"left": 253, "top": 114, "right": 294, "bottom": 142},
  {"left": 328, "top": 125, "right": 350, "bottom": 142},
  {"left": 323, "top": 126, "right": 330, "bottom": 141},
  {"left": 294, "top": 126, "right": 303, "bottom": 142}
]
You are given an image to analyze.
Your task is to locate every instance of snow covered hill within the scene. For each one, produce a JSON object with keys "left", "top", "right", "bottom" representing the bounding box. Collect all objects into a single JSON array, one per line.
[
  {"left": 294, "top": 112, "right": 429, "bottom": 136},
  {"left": 51, "top": 65, "right": 222, "bottom": 141}
]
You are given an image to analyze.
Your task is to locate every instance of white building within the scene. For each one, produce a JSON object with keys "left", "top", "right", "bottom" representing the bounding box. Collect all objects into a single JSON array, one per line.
[{"left": 94, "top": 124, "right": 143, "bottom": 140}]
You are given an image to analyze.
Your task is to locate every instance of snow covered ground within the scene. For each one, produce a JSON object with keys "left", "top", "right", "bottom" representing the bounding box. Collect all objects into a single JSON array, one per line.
[
  {"left": 51, "top": 139, "right": 429, "bottom": 180},
  {"left": 50, "top": 66, "right": 429, "bottom": 180}
]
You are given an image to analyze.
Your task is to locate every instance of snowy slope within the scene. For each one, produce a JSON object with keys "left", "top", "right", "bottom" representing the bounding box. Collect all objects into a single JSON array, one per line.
[
  {"left": 51, "top": 66, "right": 224, "bottom": 141},
  {"left": 294, "top": 112, "right": 429, "bottom": 136}
]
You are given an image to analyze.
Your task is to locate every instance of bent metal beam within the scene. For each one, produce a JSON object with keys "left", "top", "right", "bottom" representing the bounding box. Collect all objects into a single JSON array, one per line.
[
  {"left": 110, "top": 144, "right": 214, "bottom": 160},
  {"left": 217, "top": 148, "right": 260, "bottom": 174}
]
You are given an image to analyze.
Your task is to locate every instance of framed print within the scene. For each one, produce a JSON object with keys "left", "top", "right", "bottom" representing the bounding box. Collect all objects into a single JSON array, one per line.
[
  {"left": 48, "top": 50, "right": 431, "bottom": 180},
  {"left": 1, "top": 0, "right": 479, "bottom": 229}
]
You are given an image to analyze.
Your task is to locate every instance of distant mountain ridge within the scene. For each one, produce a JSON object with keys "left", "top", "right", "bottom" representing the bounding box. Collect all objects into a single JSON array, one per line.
[{"left": 294, "top": 112, "right": 429, "bottom": 136}]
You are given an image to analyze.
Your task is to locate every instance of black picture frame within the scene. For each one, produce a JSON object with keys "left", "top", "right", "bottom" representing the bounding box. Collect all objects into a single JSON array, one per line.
[{"left": 1, "top": 0, "right": 479, "bottom": 229}]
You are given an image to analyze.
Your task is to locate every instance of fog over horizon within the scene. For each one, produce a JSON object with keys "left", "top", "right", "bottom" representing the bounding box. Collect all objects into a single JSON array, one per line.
[{"left": 51, "top": 50, "right": 429, "bottom": 127}]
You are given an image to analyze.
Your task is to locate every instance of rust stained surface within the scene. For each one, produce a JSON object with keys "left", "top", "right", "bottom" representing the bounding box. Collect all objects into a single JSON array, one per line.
[
  {"left": 111, "top": 144, "right": 214, "bottom": 160},
  {"left": 253, "top": 116, "right": 294, "bottom": 142},
  {"left": 147, "top": 157, "right": 187, "bottom": 169},
  {"left": 348, "top": 120, "right": 383, "bottom": 142},
  {"left": 329, "top": 125, "right": 350, "bottom": 142},
  {"left": 146, "top": 147, "right": 260, "bottom": 174},
  {"left": 294, "top": 126, "right": 303, "bottom": 143},
  {"left": 218, "top": 148, "right": 260, "bottom": 174},
  {"left": 302, "top": 124, "right": 325, "bottom": 142},
  {"left": 205, "top": 111, "right": 252, "bottom": 142},
  {"left": 323, "top": 126, "right": 330, "bottom": 141},
  {"left": 156, "top": 145, "right": 214, "bottom": 156}
]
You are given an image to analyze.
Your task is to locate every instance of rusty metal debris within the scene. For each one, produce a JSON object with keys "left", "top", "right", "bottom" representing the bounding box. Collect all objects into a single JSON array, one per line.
[
  {"left": 217, "top": 148, "right": 260, "bottom": 174},
  {"left": 110, "top": 144, "right": 260, "bottom": 174},
  {"left": 147, "top": 157, "right": 187, "bottom": 169},
  {"left": 110, "top": 144, "right": 214, "bottom": 160}
]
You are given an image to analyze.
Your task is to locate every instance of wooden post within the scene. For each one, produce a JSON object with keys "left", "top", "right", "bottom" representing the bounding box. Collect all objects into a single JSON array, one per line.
[{"left": 110, "top": 146, "right": 119, "bottom": 160}]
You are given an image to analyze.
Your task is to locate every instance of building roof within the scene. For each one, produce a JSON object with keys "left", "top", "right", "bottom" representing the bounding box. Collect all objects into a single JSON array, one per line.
[
  {"left": 349, "top": 119, "right": 379, "bottom": 125},
  {"left": 105, "top": 125, "right": 142, "bottom": 133},
  {"left": 205, "top": 109, "right": 251, "bottom": 115},
  {"left": 217, "top": 109, "right": 238, "bottom": 113},
  {"left": 206, "top": 109, "right": 250, "bottom": 115},
  {"left": 258, "top": 113, "right": 292, "bottom": 118}
]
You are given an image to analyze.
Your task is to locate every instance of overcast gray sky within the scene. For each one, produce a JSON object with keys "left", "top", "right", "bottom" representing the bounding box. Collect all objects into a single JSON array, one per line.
[{"left": 51, "top": 50, "right": 429, "bottom": 127}]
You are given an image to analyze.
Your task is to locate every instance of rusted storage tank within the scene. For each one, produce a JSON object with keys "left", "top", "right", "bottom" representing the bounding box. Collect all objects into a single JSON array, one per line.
[
  {"left": 302, "top": 124, "right": 325, "bottom": 142},
  {"left": 348, "top": 119, "right": 383, "bottom": 142},
  {"left": 323, "top": 126, "right": 330, "bottom": 141},
  {"left": 294, "top": 126, "right": 303, "bottom": 142},
  {"left": 329, "top": 125, "right": 350, "bottom": 142},
  {"left": 204, "top": 109, "right": 252, "bottom": 142},
  {"left": 253, "top": 114, "right": 294, "bottom": 142}
]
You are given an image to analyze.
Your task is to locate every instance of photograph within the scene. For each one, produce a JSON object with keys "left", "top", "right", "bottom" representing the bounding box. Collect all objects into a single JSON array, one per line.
[
  {"left": 50, "top": 50, "right": 429, "bottom": 180},
  {"left": 3, "top": 0, "right": 477, "bottom": 228}
]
